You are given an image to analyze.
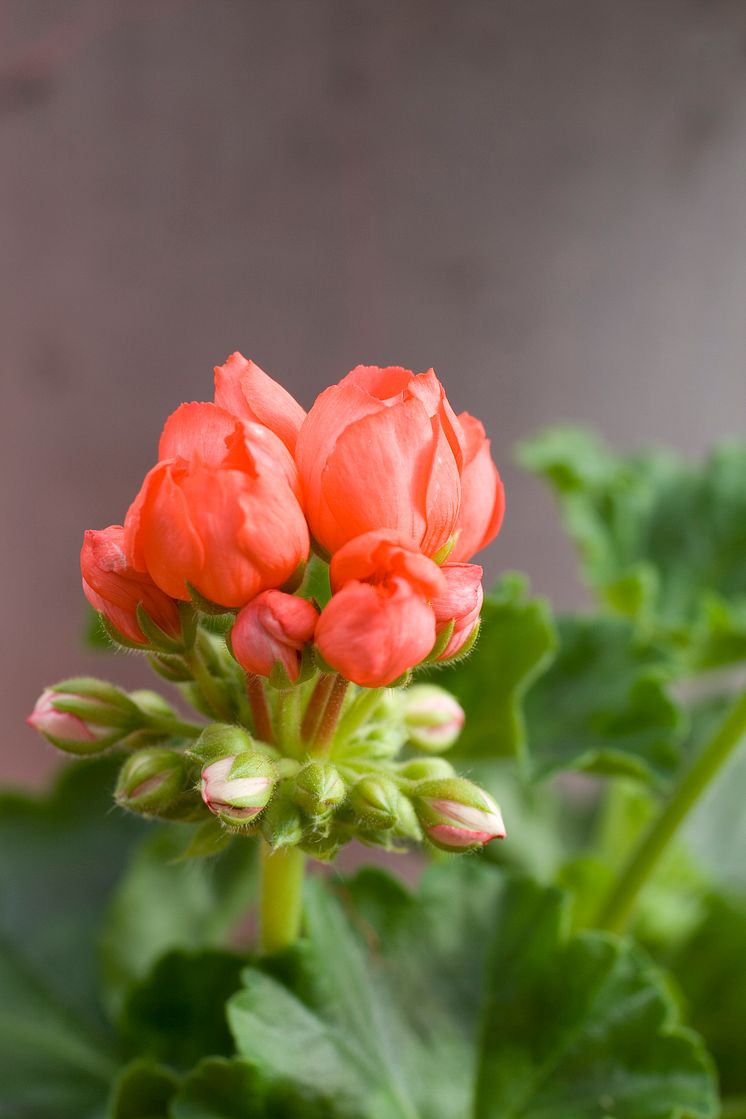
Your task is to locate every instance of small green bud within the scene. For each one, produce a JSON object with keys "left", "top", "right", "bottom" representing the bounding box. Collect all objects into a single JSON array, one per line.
[
  {"left": 115, "top": 748, "right": 191, "bottom": 816},
  {"left": 189, "top": 724, "right": 255, "bottom": 766},
  {"left": 348, "top": 776, "right": 401, "bottom": 831},
  {"left": 261, "top": 783, "right": 305, "bottom": 849},
  {"left": 398, "top": 757, "right": 456, "bottom": 782},
  {"left": 293, "top": 761, "right": 346, "bottom": 819},
  {"left": 401, "top": 685, "right": 465, "bottom": 753}
]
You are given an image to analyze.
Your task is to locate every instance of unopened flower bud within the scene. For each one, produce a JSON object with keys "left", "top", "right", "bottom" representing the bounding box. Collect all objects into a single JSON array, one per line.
[
  {"left": 230, "top": 591, "right": 318, "bottom": 686},
  {"left": 115, "top": 748, "right": 191, "bottom": 815},
  {"left": 398, "top": 757, "right": 456, "bottom": 782},
  {"left": 348, "top": 775, "right": 401, "bottom": 830},
  {"left": 201, "top": 752, "right": 276, "bottom": 827},
  {"left": 189, "top": 723, "right": 256, "bottom": 766},
  {"left": 293, "top": 761, "right": 346, "bottom": 819},
  {"left": 401, "top": 685, "right": 465, "bottom": 752},
  {"left": 27, "top": 679, "right": 138, "bottom": 755},
  {"left": 413, "top": 777, "right": 505, "bottom": 851},
  {"left": 260, "top": 783, "right": 305, "bottom": 849}
]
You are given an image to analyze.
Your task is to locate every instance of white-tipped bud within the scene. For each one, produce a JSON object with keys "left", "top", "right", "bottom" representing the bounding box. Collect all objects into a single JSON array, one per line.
[
  {"left": 201, "top": 752, "right": 275, "bottom": 827},
  {"left": 401, "top": 685, "right": 465, "bottom": 752},
  {"left": 414, "top": 777, "right": 506, "bottom": 852}
]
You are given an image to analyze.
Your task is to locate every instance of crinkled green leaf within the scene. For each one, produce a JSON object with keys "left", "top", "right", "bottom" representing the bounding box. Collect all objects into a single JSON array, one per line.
[
  {"left": 667, "top": 891, "right": 746, "bottom": 1098},
  {"left": 100, "top": 827, "right": 257, "bottom": 1014},
  {"left": 525, "top": 615, "right": 684, "bottom": 784},
  {"left": 170, "top": 1056, "right": 339, "bottom": 1118},
  {"left": 0, "top": 758, "right": 146, "bottom": 1117},
  {"left": 519, "top": 429, "right": 746, "bottom": 668},
  {"left": 120, "top": 950, "right": 244, "bottom": 1072},
  {"left": 475, "top": 877, "right": 717, "bottom": 1119},
  {"left": 108, "top": 1058, "right": 177, "bottom": 1119},
  {"left": 227, "top": 862, "right": 717, "bottom": 1119},
  {"left": 433, "top": 574, "right": 557, "bottom": 762}
]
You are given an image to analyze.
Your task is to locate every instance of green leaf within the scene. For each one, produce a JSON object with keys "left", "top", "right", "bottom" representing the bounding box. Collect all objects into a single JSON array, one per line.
[
  {"left": 229, "top": 862, "right": 717, "bottom": 1119},
  {"left": 475, "top": 877, "right": 718, "bottom": 1119},
  {"left": 108, "top": 1058, "right": 178, "bottom": 1119},
  {"left": 170, "top": 1056, "right": 338, "bottom": 1118},
  {"left": 432, "top": 574, "right": 557, "bottom": 762},
  {"left": 0, "top": 757, "right": 146, "bottom": 1117},
  {"left": 298, "top": 554, "right": 332, "bottom": 609},
  {"left": 100, "top": 827, "right": 257, "bottom": 1014},
  {"left": 667, "top": 891, "right": 746, "bottom": 1097},
  {"left": 519, "top": 429, "right": 746, "bottom": 668},
  {"left": 524, "top": 615, "right": 684, "bottom": 784},
  {"left": 120, "top": 950, "right": 244, "bottom": 1071}
]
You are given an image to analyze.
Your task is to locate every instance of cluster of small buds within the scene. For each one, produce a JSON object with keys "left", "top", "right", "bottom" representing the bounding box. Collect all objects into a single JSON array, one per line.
[{"left": 29, "top": 355, "right": 508, "bottom": 862}]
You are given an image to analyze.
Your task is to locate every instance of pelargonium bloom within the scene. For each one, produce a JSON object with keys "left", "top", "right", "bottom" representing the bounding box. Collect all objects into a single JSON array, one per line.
[
  {"left": 124, "top": 404, "right": 309, "bottom": 608},
  {"left": 296, "top": 365, "right": 466, "bottom": 558},
  {"left": 214, "top": 352, "right": 306, "bottom": 453},
  {"left": 316, "top": 530, "right": 447, "bottom": 687},
  {"left": 81, "top": 525, "right": 182, "bottom": 645},
  {"left": 450, "top": 413, "right": 505, "bottom": 562},
  {"left": 231, "top": 590, "right": 318, "bottom": 683}
]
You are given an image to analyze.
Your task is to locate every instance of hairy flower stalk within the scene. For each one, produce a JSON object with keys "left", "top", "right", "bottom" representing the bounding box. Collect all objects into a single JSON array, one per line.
[{"left": 30, "top": 353, "right": 507, "bottom": 953}]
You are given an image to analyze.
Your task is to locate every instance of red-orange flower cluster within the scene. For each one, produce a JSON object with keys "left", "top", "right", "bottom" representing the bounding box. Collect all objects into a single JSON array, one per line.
[{"left": 81, "top": 355, "right": 503, "bottom": 686}]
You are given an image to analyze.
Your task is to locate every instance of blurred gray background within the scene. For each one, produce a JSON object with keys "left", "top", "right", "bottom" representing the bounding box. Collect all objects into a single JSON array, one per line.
[{"left": 3, "top": 0, "right": 746, "bottom": 783}]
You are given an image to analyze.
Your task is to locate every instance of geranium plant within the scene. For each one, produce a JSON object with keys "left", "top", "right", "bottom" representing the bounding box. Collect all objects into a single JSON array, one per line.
[{"left": 8, "top": 355, "right": 746, "bottom": 1118}]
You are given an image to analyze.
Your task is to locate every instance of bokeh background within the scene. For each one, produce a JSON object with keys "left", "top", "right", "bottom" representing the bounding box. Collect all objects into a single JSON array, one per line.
[{"left": 3, "top": 0, "right": 746, "bottom": 783}]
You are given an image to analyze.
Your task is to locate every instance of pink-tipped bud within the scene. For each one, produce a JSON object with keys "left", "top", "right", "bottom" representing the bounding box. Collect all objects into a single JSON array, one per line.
[
  {"left": 27, "top": 679, "right": 138, "bottom": 755},
  {"left": 432, "top": 563, "right": 483, "bottom": 661},
  {"left": 414, "top": 777, "right": 506, "bottom": 851},
  {"left": 201, "top": 752, "right": 275, "bottom": 827},
  {"left": 230, "top": 590, "right": 318, "bottom": 685},
  {"left": 401, "top": 685, "right": 465, "bottom": 752}
]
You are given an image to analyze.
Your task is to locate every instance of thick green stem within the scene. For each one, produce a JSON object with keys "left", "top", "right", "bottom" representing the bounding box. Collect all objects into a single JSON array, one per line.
[
  {"left": 259, "top": 841, "right": 306, "bottom": 954},
  {"left": 597, "top": 690, "right": 746, "bottom": 934},
  {"left": 312, "top": 676, "right": 349, "bottom": 754},
  {"left": 246, "top": 674, "right": 275, "bottom": 744},
  {"left": 145, "top": 715, "right": 203, "bottom": 739},
  {"left": 276, "top": 688, "right": 303, "bottom": 757}
]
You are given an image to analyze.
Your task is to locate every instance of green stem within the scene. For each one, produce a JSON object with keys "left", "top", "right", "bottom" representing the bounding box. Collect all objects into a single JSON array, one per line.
[
  {"left": 335, "top": 687, "right": 385, "bottom": 745},
  {"left": 597, "top": 690, "right": 746, "bottom": 933},
  {"left": 259, "top": 841, "right": 306, "bottom": 954},
  {"left": 722, "top": 1096, "right": 746, "bottom": 1119},
  {"left": 276, "top": 688, "right": 303, "bottom": 757},
  {"left": 246, "top": 674, "right": 275, "bottom": 744},
  {"left": 312, "top": 675, "right": 349, "bottom": 754},
  {"left": 183, "top": 644, "right": 234, "bottom": 723},
  {"left": 146, "top": 715, "right": 203, "bottom": 739}
]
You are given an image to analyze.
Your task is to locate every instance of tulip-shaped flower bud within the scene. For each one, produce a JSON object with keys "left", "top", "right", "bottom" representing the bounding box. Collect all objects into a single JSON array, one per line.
[
  {"left": 214, "top": 352, "right": 307, "bottom": 454},
  {"left": 231, "top": 591, "right": 318, "bottom": 686},
  {"left": 27, "top": 679, "right": 139, "bottom": 755},
  {"left": 432, "top": 564, "right": 484, "bottom": 662},
  {"left": 201, "top": 752, "right": 276, "bottom": 827},
  {"left": 115, "top": 748, "right": 191, "bottom": 816},
  {"left": 296, "top": 365, "right": 466, "bottom": 558},
  {"left": 81, "top": 525, "right": 184, "bottom": 648},
  {"left": 293, "top": 761, "right": 346, "bottom": 819},
  {"left": 348, "top": 775, "right": 401, "bottom": 831},
  {"left": 413, "top": 777, "right": 506, "bottom": 851},
  {"left": 401, "top": 685, "right": 465, "bottom": 752}
]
